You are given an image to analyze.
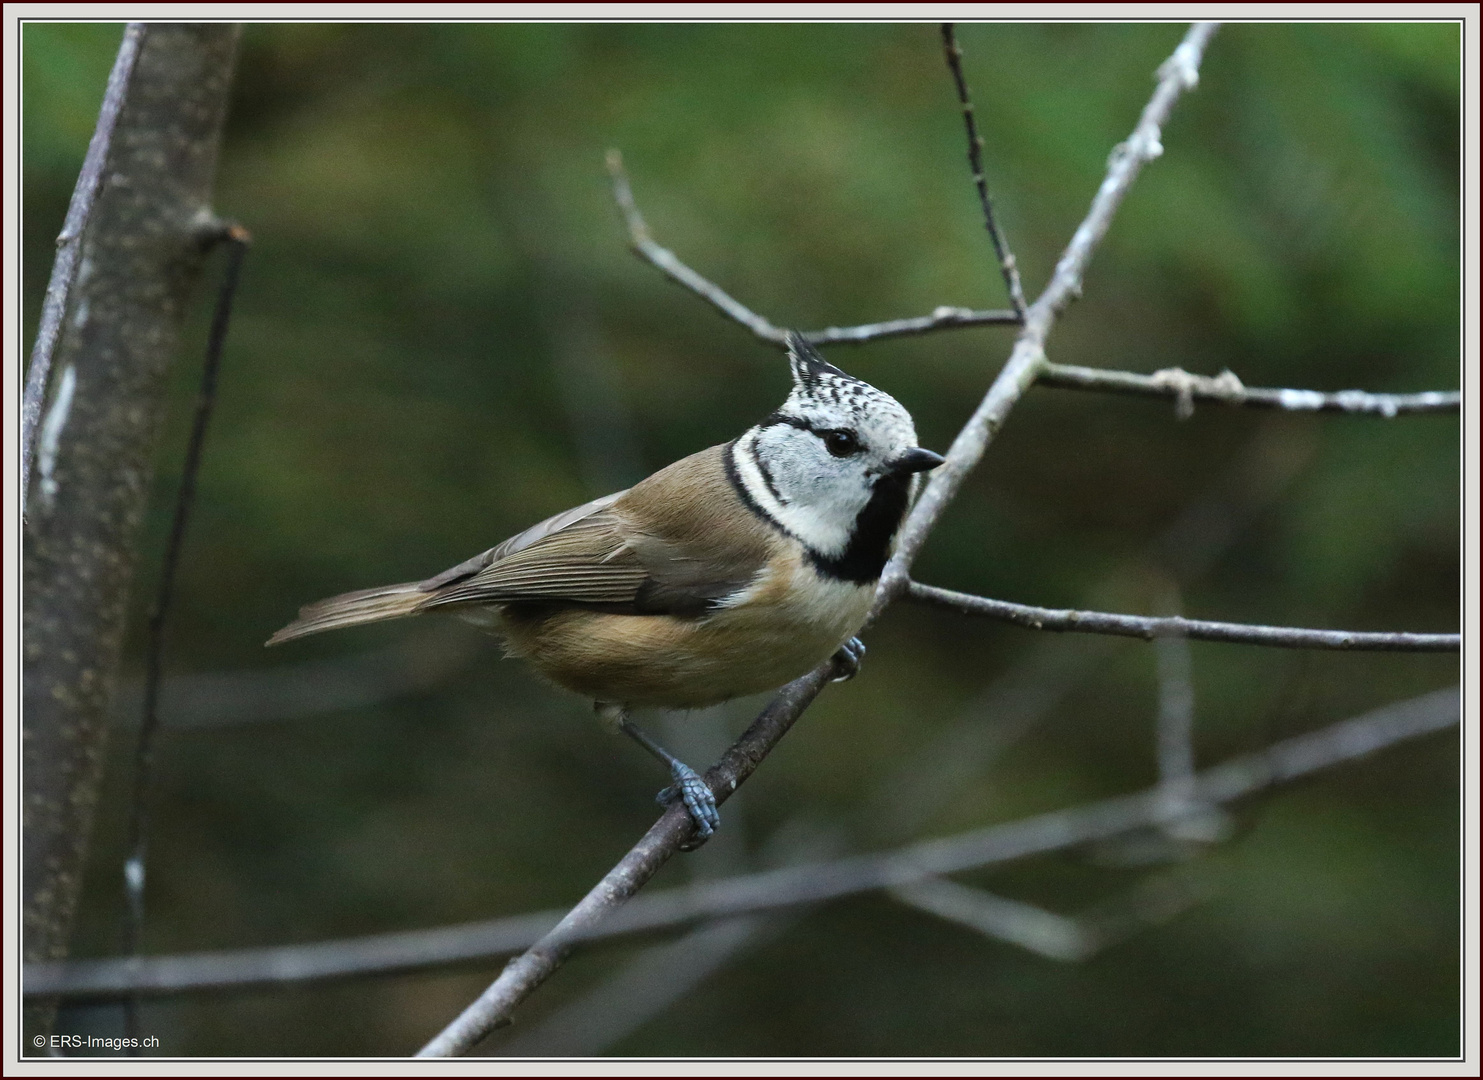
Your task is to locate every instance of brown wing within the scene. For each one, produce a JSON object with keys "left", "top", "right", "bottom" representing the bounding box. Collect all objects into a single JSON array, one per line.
[
  {"left": 422, "top": 507, "right": 649, "bottom": 609},
  {"left": 416, "top": 490, "right": 627, "bottom": 592},
  {"left": 267, "top": 492, "right": 635, "bottom": 645},
  {"left": 419, "top": 444, "right": 777, "bottom": 617}
]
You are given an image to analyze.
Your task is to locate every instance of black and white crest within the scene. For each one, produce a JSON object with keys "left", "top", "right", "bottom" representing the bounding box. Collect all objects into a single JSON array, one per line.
[
  {"left": 784, "top": 335, "right": 903, "bottom": 429},
  {"left": 726, "top": 332, "right": 939, "bottom": 583},
  {"left": 786, "top": 333, "right": 849, "bottom": 387},
  {"left": 777, "top": 333, "right": 920, "bottom": 457}
]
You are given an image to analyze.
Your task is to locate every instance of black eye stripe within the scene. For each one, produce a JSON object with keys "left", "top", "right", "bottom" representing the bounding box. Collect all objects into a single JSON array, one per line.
[
  {"left": 757, "top": 413, "right": 869, "bottom": 462},
  {"left": 760, "top": 413, "right": 861, "bottom": 445},
  {"left": 758, "top": 412, "right": 817, "bottom": 434}
]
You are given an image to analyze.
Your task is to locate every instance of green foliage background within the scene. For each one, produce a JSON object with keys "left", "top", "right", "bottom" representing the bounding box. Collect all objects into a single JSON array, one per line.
[{"left": 23, "top": 22, "right": 1459, "bottom": 1057}]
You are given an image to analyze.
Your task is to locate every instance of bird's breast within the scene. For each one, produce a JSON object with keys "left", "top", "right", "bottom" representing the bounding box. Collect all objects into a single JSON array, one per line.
[{"left": 495, "top": 549, "right": 874, "bottom": 709}]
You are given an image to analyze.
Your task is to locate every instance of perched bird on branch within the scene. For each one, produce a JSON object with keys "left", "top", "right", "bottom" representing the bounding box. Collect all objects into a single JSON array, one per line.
[{"left": 269, "top": 332, "right": 943, "bottom": 844}]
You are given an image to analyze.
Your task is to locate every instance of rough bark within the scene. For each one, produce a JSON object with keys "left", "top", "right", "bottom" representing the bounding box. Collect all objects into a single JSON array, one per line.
[{"left": 22, "top": 22, "right": 240, "bottom": 1040}]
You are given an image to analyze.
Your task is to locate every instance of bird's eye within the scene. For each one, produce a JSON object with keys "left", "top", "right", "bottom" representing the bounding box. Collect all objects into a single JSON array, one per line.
[{"left": 822, "top": 429, "right": 861, "bottom": 457}]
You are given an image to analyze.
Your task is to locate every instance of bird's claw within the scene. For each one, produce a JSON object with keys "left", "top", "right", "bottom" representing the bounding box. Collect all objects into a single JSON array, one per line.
[
  {"left": 830, "top": 636, "right": 866, "bottom": 682},
  {"left": 656, "top": 761, "right": 719, "bottom": 850}
]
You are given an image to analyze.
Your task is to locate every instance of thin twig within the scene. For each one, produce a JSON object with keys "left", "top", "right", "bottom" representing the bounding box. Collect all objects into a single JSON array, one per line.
[
  {"left": 605, "top": 149, "right": 783, "bottom": 341},
  {"left": 891, "top": 876, "right": 1094, "bottom": 962},
  {"left": 121, "top": 224, "right": 249, "bottom": 1042},
  {"left": 942, "top": 24, "right": 1027, "bottom": 318},
  {"left": 906, "top": 580, "right": 1460, "bottom": 652},
  {"left": 27, "top": 687, "right": 1457, "bottom": 1001},
  {"left": 1153, "top": 587, "right": 1197, "bottom": 794},
  {"left": 605, "top": 149, "right": 1017, "bottom": 346},
  {"left": 21, "top": 24, "right": 145, "bottom": 518},
  {"left": 805, "top": 305, "right": 1021, "bottom": 344},
  {"left": 1148, "top": 585, "right": 1232, "bottom": 846},
  {"left": 412, "top": 24, "right": 1222, "bottom": 1056},
  {"left": 898, "top": 861, "right": 1218, "bottom": 963},
  {"left": 1038, "top": 361, "right": 1460, "bottom": 417},
  {"left": 1152, "top": 586, "right": 1204, "bottom": 831}
]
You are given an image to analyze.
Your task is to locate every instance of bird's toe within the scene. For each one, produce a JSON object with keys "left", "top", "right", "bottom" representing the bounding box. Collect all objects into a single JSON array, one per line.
[
  {"left": 657, "top": 761, "right": 719, "bottom": 850},
  {"left": 830, "top": 636, "right": 867, "bottom": 682}
]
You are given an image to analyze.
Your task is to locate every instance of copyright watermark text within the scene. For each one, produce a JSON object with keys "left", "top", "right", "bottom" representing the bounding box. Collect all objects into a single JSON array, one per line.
[{"left": 33, "top": 1034, "right": 159, "bottom": 1052}]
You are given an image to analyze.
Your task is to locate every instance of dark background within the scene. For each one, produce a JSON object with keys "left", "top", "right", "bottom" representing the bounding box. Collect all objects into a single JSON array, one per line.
[{"left": 23, "top": 21, "right": 1460, "bottom": 1057}]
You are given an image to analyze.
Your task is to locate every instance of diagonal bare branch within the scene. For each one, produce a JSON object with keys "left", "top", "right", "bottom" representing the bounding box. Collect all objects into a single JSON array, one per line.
[
  {"left": 905, "top": 580, "right": 1460, "bottom": 652},
  {"left": 415, "top": 663, "right": 837, "bottom": 1055},
  {"left": 492, "top": 914, "right": 781, "bottom": 1056},
  {"left": 1045, "top": 22, "right": 1219, "bottom": 321}
]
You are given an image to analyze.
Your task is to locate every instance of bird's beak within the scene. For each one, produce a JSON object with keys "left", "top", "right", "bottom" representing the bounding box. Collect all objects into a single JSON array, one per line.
[{"left": 890, "top": 447, "right": 946, "bottom": 475}]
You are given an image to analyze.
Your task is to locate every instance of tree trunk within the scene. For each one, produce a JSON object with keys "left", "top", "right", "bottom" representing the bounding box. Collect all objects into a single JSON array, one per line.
[{"left": 23, "top": 22, "right": 240, "bottom": 1042}]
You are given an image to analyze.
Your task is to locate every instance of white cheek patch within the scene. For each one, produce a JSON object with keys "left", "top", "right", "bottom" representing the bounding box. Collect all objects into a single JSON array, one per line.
[
  {"left": 732, "top": 432, "right": 855, "bottom": 557},
  {"left": 732, "top": 360, "right": 925, "bottom": 566}
]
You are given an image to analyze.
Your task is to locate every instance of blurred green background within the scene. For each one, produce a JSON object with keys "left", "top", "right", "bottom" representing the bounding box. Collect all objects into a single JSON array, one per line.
[{"left": 23, "top": 21, "right": 1459, "bottom": 1057}]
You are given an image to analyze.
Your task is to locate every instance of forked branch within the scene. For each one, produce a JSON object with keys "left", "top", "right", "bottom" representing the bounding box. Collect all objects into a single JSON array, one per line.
[
  {"left": 419, "top": 22, "right": 1223, "bottom": 1056},
  {"left": 878, "top": 21, "right": 1222, "bottom": 600}
]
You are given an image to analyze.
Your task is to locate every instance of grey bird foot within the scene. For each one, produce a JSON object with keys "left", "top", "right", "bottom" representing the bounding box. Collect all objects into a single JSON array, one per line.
[
  {"left": 656, "top": 761, "right": 720, "bottom": 850},
  {"left": 830, "top": 636, "right": 866, "bottom": 682}
]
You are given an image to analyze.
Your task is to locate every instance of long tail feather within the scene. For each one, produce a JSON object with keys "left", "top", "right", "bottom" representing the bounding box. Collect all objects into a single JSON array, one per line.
[{"left": 266, "top": 582, "right": 427, "bottom": 646}]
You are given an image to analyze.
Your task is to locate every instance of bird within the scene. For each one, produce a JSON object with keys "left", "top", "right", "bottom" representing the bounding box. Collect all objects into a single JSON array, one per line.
[{"left": 268, "top": 332, "right": 943, "bottom": 845}]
